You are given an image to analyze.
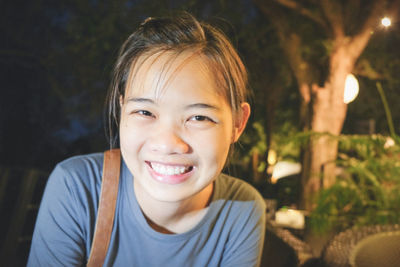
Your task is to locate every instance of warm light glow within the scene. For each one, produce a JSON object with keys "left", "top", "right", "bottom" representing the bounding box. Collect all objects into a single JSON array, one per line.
[
  {"left": 271, "top": 161, "right": 301, "bottom": 183},
  {"left": 267, "top": 149, "right": 277, "bottom": 165},
  {"left": 275, "top": 208, "right": 305, "bottom": 229},
  {"left": 384, "top": 137, "right": 395, "bottom": 148},
  {"left": 344, "top": 74, "right": 359, "bottom": 104},
  {"left": 381, "top": 17, "right": 392, "bottom": 27}
]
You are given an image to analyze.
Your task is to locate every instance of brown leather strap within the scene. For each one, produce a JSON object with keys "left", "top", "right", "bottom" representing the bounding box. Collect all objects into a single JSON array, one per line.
[{"left": 87, "top": 149, "right": 121, "bottom": 267}]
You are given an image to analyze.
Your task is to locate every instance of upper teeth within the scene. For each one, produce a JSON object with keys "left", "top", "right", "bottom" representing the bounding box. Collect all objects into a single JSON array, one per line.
[{"left": 151, "top": 162, "right": 190, "bottom": 175}]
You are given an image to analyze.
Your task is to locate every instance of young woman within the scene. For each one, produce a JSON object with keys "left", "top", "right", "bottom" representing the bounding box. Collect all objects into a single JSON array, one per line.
[{"left": 28, "top": 13, "right": 266, "bottom": 266}]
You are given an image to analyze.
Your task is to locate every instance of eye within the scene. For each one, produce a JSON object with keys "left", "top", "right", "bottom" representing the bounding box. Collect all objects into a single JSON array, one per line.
[
  {"left": 188, "top": 115, "right": 215, "bottom": 123},
  {"left": 133, "top": 110, "right": 155, "bottom": 118}
]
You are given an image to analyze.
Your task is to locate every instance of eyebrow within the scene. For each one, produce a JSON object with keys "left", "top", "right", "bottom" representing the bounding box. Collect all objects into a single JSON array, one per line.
[
  {"left": 126, "top": 97, "right": 220, "bottom": 110},
  {"left": 185, "top": 103, "right": 220, "bottom": 111},
  {"left": 125, "top": 97, "right": 155, "bottom": 104}
]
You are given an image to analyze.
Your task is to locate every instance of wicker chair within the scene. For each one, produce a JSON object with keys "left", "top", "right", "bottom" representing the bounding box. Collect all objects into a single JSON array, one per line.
[
  {"left": 261, "top": 224, "right": 315, "bottom": 267},
  {"left": 322, "top": 224, "right": 400, "bottom": 267}
]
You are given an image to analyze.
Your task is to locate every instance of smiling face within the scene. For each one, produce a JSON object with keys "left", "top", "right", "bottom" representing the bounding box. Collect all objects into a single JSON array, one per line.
[{"left": 119, "top": 51, "right": 248, "bottom": 204}]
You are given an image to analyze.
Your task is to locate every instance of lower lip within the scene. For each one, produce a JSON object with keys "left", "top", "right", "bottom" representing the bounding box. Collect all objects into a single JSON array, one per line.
[{"left": 146, "top": 163, "right": 194, "bottom": 185}]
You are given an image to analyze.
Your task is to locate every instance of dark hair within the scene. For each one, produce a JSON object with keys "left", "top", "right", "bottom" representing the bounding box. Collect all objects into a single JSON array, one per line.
[{"left": 106, "top": 13, "right": 248, "bottom": 148}]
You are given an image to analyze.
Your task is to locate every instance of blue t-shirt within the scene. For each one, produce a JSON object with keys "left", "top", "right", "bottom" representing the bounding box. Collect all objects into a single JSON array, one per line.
[{"left": 28, "top": 153, "right": 266, "bottom": 266}]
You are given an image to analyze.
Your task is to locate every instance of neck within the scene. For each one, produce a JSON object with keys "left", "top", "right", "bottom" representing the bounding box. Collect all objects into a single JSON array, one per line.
[{"left": 134, "top": 181, "right": 214, "bottom": 234}]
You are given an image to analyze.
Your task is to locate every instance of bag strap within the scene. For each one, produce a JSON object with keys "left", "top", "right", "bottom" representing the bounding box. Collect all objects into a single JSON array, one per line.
[{"left": 87, "top": 149, "right": 121, "bottom": 267}]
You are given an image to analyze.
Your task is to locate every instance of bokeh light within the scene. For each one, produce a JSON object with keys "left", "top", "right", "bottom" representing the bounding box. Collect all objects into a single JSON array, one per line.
[
  {"left": 381, "top": 17, "right": 392, "bottom": 27},
  {"left": 344, "top": 74, "right": 359, "bottom": 104}
]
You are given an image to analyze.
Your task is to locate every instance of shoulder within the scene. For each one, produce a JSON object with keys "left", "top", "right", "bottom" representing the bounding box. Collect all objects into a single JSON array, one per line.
[
  {"left": 44, "top": 152, "right": 105, "bottom": 205},
  {"left": 217, "top": 173, "right": 265, "bottom": 207},
  {"left": 51, "top": 153, "right": 104, "bottom": 184},
  {"left": 42, "top": 152, "right": 106, "bottom": 230},
  {"left": 28, "top": 153, "right": 105, "bottom": 265},
  {"left": 56, "top": 152, "right": 104, "bottom": 174},
  {"left": 213, "top": 173, "right": 266, "bottom": 223},
  {"left": 212, "top": 174, "right": 266, "bottom": 266}
]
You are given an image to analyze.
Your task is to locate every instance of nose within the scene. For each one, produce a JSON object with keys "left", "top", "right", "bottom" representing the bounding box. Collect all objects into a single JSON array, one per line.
[{"left": 148, "top": 124, "right": 190, "bottom": 155}]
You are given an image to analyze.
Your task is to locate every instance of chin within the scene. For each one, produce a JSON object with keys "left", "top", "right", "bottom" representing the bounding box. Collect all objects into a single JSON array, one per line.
[{"left": 148, "top": 186, "right": 201, "bottom": 203}]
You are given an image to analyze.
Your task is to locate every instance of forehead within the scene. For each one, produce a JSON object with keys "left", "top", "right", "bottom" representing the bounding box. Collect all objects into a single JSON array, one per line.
[{"left": 125, "top": 51, "right": 224, "bottom": 99}]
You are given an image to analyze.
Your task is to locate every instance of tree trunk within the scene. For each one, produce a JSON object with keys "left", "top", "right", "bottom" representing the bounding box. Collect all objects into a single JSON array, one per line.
[{"left": 301, "top": 45, "right": 352, "bottom": 210}]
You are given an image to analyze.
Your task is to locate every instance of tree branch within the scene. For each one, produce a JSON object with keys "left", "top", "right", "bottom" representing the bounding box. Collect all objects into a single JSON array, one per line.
[
  {"left": 320, "top": 0, "right": 345, "bottom": 38},
  {"left": 347, "top": 0, "right": 389, "bottom": 60},
  {"left": 253, "top": 0, "right": 313, "bottom": 105},
  {"left": 273, "top": 0, "right": 328, "bottom": 29}
]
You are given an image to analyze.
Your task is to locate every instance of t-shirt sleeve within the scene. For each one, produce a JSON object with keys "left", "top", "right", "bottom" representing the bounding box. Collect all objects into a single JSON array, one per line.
[
  {"left": 220, "top": 199, "right": 266, "bottom": 267},
  {"left": 27, "top": 163, "right": 91, "bottom": 267}
]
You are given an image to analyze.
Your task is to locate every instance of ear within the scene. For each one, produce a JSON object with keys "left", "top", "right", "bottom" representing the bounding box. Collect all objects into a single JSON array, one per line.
[{"left": 232, "top": 102, "right": 251, "bottom": 143}]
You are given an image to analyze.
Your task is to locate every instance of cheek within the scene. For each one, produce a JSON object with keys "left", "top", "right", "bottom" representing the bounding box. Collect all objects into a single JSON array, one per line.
[
  {"left": 119, "top": 118, "right": 144, "bottom": 155},
  {"left": 119, "top": 117, "right": 129, "bottom": 147},
  {"left": 196, "top": 127, "right": 232, "bottom": 166}
]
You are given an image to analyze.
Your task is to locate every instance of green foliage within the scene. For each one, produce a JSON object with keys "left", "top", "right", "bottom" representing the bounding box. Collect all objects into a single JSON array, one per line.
[
  {"left": 231, "top": 121, "right": 268, "bottom": 173},
  {"left": 231, "top": 119, "right": 301, "bottom": 178},
  {"left": 309, "top": 134, "right": 400, "bottom": 234},
  {"left": 270, "top": 121, "right": 302, "bottom": 163}
]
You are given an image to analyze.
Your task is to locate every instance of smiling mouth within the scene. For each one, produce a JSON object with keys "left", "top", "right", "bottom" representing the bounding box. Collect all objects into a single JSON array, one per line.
[{"left": 148, "top": 162, "right": 194, "bottom": 176}]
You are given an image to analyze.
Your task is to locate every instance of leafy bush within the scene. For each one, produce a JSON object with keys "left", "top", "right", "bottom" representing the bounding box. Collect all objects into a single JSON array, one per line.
[{"left": 309, "top": 134, "right": 400, "bottom": 233}]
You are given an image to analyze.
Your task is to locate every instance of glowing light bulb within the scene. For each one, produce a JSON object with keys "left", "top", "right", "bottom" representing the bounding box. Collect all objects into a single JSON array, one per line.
[
  {"left": 381, "top": 17, "right": 391, "bottom": 27},
  {"left": 344, "top": 74, "right": 359, "bottom": 104},
  {"left": 267, "top": 150, "right": 277, "bottom": 165}
]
